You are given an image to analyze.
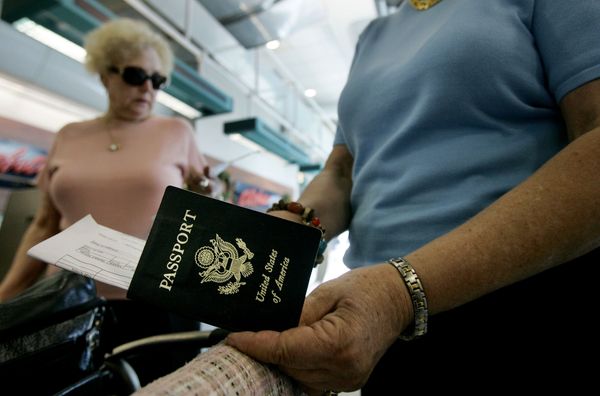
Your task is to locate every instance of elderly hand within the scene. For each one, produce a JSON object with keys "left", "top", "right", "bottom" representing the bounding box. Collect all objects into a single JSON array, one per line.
[{"left": 226, "top": 263, "right": 413, "bottom": 394}]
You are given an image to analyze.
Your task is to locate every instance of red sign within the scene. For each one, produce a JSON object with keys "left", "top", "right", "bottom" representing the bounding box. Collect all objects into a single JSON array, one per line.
[{"left": 0, "top": 139, "right": 47, "bottom": 188}]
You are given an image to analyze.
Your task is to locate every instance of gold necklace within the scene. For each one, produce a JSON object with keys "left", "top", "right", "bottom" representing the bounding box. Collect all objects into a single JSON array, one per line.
[
  {"left": 104, "top": 117, "right": 121, "bottom": 152},
  {"left": 410, "top": 0, "right": 443, "bottom": 11}
]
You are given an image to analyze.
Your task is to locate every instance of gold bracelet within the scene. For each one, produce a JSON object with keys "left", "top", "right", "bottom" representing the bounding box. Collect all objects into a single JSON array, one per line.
[{"left": 388, "top": 257, "right": 428, "bottom": 340}]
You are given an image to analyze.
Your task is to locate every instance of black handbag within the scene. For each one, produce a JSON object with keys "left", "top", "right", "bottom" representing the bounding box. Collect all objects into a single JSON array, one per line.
[
  {"left": 0, "top": 271, "right": 230, "bottom": 395},
  {"left": 0, "top": 271, "right": 107, "bottom": 395}
]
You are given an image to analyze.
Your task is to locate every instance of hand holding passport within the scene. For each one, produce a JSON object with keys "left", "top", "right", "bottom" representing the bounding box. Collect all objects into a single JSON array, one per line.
[{"left": 28, "top": 186, "right": 322, "bottom": 332}]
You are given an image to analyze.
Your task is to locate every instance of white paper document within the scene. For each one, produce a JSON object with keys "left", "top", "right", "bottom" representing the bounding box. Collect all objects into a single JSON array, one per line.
[{"left": 28, "top": 215, "right": 145, "bottom": 290}]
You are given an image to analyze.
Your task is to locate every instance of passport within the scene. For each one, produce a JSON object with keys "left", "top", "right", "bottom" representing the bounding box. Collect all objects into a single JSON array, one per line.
[{"left": 127, "top": 186, "right": 322, "bottom": 332}]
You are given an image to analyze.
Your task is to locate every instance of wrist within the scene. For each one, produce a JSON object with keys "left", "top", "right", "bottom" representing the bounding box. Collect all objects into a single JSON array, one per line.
[
  {"left": 387, "top": 257, "right": 428, "bottom": 340},
  {"left": 267, "top": 209, "right": 303, "bottom": 222},
  {"left": 377, "top": 263, "right": 415, "bottom": 340},
  {"left": 267, "top": 199, "right": 327, "bottom": 265}
]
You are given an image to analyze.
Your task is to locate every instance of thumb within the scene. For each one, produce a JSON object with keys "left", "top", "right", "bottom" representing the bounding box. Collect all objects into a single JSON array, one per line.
[
  {"left": 226, "top": 326, "right": 320, "bottom": 369},
  {"left": 225, "top": 330, "right": 285, "bottom": 365},
  {"left": 300, "top": 283, "right": 337, "bottom": 325}
]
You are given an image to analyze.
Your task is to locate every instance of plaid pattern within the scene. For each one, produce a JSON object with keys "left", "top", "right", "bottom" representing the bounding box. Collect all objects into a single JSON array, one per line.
[{"left": 134, "top": 343, "right": 305, "bottom": 395}]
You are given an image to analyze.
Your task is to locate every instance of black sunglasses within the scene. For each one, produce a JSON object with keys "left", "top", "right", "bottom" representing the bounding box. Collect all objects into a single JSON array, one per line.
[{"left": 108, "top": 66, "right": 167, "bottom": 90}]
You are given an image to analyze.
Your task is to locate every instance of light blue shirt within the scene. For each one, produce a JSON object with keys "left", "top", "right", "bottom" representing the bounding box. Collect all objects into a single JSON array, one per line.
[{"left": 334, "top": 0, "right": 600, "bottom": 268}]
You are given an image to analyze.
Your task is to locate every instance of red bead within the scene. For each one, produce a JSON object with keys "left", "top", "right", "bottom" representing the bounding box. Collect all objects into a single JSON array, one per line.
[
  {"left": 311, "top": 217, "right": 321, "bottom": 227},
  {"left": 287, "top": 202, "right": 304, "bottom": 214}
]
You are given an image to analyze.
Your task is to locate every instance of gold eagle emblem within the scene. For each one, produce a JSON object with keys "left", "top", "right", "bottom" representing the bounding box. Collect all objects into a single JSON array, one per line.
[{"left": 194, "top": 234, "right": 254, "bottom": 295}]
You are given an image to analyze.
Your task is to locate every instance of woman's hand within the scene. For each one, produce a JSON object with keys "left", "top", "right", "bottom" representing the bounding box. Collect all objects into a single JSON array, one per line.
[
  {"left": 226, "top": 263, "right": 413, "bottom": 394},
  {"left": 187, "top": 166, "right": 223, "bottom": 197}
]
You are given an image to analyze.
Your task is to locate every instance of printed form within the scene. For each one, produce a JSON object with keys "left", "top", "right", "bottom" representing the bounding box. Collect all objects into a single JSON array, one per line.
[{"left": 28, "top": 215, "right": 144, "bottom": 290}]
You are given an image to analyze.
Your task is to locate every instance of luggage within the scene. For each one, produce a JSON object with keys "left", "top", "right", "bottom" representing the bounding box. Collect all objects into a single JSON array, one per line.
[
  {"left": 0, "top": 271, "right": 228, "bottom": 395},
  {"left": 0, "top": 271, "right": 109, "bottom": 395}
]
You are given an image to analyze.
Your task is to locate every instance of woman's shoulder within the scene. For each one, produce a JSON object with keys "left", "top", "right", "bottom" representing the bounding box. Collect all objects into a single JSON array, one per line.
[
  {"left": 152, "top": 115, "right": 193, "bottom": 131},
  {"left": 46, "top": 118, "right": 103, "bottom": 156},
  {"left": 57, "top": 118, "right": 101, "bottom": 136},
  {"left": 150, "top": 115, "right": 195, "bottom": 140}
]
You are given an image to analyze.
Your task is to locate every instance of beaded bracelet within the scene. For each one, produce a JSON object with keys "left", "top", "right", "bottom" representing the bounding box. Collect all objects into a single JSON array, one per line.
[
  {"left": 267, "top": 199, "right": 327, "bottom": 266},
  {"left": 388, "top": 257, "right": 428, "bottom": 341}
]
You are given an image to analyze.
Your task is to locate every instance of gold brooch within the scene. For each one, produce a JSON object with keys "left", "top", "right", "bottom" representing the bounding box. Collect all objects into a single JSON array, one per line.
[{"left": 410, "top": 0, "right": 443, "bottom": 11}]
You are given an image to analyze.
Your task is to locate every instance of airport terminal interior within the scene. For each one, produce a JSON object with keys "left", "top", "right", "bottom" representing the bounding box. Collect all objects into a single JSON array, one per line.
[
  {"left": 3, "top": 0, "right": 599, "bottom": 394},
  {"left": 0, "top": 1, "right": 400, "bottom": 394},
  {"left": 0, "top": 0, "right": 389, "bottom": 285}
]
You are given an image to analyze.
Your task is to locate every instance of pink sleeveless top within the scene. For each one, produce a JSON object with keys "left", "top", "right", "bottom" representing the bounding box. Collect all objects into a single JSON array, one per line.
[{"left": 38, "top": 117, "right": 207, "bottom": 299}]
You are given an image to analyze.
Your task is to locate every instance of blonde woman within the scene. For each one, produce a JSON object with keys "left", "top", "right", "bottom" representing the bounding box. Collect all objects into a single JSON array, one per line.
[{"left": 0, "top": 18, "right": 212, "bottom": 382}]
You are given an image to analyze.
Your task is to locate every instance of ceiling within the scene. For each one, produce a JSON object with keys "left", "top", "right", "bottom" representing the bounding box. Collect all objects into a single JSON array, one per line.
[
  {"left": 87, "top": 0, "right": 381, "bottom": 123},
  {"left": 1, "top": 0, "right": 380, "bottom": 125},
  {"left": 198, "top": 0, "right": 378, "bottom": 121},
  {"left": 266, "top": 0, "right": 377, "bottom": 120}
]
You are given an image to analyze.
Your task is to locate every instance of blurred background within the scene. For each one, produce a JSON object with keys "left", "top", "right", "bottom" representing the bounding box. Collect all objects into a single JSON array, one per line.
[{"left": 0, "top": 0, "right": 403, "bottom": 293}]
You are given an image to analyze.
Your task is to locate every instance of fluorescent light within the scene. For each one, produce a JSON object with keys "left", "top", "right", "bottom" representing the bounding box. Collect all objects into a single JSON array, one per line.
[
  {"left": 14, "top": 18, "right": 86, "bottom": 63},
  {"left": 12, "top": 18, "right": 200, "bottom": 119},
  {"left": 227, "top": 133, "right": 265, "bottom": 152},
  {"left": 265, "top": 40, "right": 281, "bottom": 50},
  {"left": 0, "top": 72, "right": 99, "bottom": 131},
  {"left": 304, "top": 88, "right": 317, "bottom": 98},
  {"left": 297, "top": 172, "right": 306, "bottom": 184},
  {"left": 227, "top": 133, "right": 298, "bottom": 166},
  {"left": 224, "top": 118, "right": 315, "bottom": 165}
]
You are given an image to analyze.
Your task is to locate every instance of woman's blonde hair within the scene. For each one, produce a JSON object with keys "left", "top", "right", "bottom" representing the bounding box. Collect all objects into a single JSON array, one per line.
[{"left": 84, "top": 18, "right": 174, "bottom": 77}]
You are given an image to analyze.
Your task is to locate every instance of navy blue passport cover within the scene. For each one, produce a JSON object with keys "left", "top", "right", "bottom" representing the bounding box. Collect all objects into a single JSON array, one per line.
[{"left": 127, "top": 186, "right": 321, "bottom": 332}]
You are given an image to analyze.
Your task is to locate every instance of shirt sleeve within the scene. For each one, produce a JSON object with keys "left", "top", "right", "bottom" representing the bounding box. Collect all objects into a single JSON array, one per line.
[
  {"left": 333, "top": 125, "right": 346, "bottom": 146},
  {"left": 532, "top": 0, "right": 600, "bottom": 102},
  {"left": 333, "top": 18, "right": 379, "bottom": 149}
]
